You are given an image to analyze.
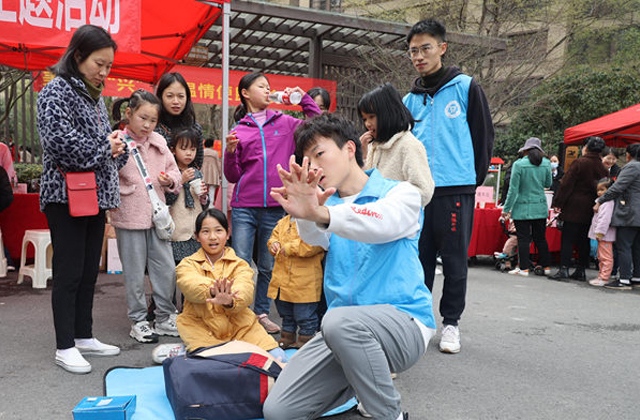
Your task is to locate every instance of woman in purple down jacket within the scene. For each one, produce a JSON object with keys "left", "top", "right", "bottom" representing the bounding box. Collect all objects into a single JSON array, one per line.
[{"left": 224, "top": 72, "right": 321, "bottom": 334}]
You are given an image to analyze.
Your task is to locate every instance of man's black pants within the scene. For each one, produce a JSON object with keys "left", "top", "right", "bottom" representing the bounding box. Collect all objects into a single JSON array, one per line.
[{"left": 419, "top": 194, "right": 474, "bottom": 326}]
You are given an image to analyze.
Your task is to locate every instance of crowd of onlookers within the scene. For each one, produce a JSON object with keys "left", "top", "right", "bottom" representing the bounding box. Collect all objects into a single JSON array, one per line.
[{"left": 499, "top": 136, "right": 640, "bottom": 290}]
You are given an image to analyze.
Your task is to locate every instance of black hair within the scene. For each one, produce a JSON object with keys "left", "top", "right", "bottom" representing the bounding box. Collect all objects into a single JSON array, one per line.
[
  {"left": 111, "top": 89, "right": 161, "bottom": 127},
  {"left": 627, "top": 143, "right": 640, "bottom": 160},
  {"left": 584, "top": 136, "right": 605, "bottom": 153},
  {"left": 406, "top": 18, "right": 447, "bottom": 45},
  {"left": 526, "top": 148, "right": 543, "bottom": 166},
  {"left": 603, "top": 147, "right": 619, "bottom": 158},
  {"left": 357, "top": 83, "right": 415, "bottom": 143},
  {"left": 195, "top": 208, "right": 229, "bottom": 234},
  {"left": 204, "top": 138, "right": 215, "bottom": 148},
  {"left": 597, "top": 177, "right": 613, "bottom": 189},
  {"left": 155, "top": 72, "right": 196, "bottom": 129},
  {"left": 170, "top": 128, "right": 200, "bottom": 150},
  {"left": 307, "top": 87, "right": 331, "bottom": 111},
  {"left": 233, "top": 72, "right": 269, "bottom": 122},
  {"left": 294, "top": 114, "right": 363, "bottom": 167},
  {"left": 51, "top": 25, "right": 117, "bottom": 78}
]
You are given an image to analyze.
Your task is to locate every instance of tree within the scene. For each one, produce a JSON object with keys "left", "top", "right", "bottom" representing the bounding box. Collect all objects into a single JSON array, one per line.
[
  {"left": 341, "top": 0, "right": 640, "bottom": 126},
  {"left": 499, "top": 65, "right": 640, "bottom": 159}
]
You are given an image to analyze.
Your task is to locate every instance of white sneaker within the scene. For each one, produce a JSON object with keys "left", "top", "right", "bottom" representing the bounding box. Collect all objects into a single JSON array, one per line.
[
  {"left": 155, "top": 313, "right": 179, "bottom": 337},
  {"left": 130, "top": 321, "right": 159, "bottom": 343},
  {"left": 55, "top": 348, "right": 91, "bottom": 374},
  {"left": 74, "top": 338, "right": 120, "bottom": 356},
  {"left": 508, "top": 267, "right": 529, "bottom": 277},
  {"left": 439, "top": 325, "right": 461, "bottom": 354},
  {"left": 152, "top": 343, "right": 186, "bottom": 364}
]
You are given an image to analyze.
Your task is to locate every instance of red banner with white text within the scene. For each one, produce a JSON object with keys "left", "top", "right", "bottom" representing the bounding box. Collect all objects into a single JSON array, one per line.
[
  {"left": 0, "top": 0, "right": 141, "bottom": 53},
  {"left": 33, "top": 65, "right": 338, "bottom": 112}
]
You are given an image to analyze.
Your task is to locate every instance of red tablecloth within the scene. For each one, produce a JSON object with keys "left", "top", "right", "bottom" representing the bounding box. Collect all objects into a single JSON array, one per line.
[
  {"left": 0, "top": 193, "right": 48, "bottom": 261},
  {"left": 467, "top": 208, "right": 561, "bottom": 257}
]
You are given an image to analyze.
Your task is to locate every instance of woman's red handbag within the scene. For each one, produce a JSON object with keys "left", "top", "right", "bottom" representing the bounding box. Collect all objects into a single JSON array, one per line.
[{"left": 65, "top": 172, "right": 99, "bottom": 217}]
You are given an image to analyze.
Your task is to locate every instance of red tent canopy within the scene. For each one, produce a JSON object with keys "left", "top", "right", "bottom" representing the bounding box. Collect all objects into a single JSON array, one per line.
[
  {"left": 0, "top": 0, "right": 221, "bottom": 84},
  {"left": 564, "top": 103, "right": 640, "bottom": 147}
]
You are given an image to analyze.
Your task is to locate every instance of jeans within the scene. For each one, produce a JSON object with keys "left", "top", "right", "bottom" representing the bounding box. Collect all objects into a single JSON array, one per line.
[
  {"left": 275, "top": 299, "right": 319, "bottom": 336},
  {"left": 231, "top": 207, "right": 285, "bottom": 315},
  {"left": 514, "top": 218, "right": 551, "bottom": 270}
]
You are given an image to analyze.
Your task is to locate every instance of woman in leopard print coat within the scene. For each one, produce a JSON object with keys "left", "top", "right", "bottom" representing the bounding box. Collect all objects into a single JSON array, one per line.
[{"left": 37, "top": 25, "right": 129, "bottom": 374}]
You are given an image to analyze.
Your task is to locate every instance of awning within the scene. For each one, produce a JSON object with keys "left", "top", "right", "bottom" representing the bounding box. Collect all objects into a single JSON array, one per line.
[
  {"left": 0, "top": 0, "right": 221, "bottom": 84},
  {"left": 564, "top": 103, "right": 640, "bottom": 147}
]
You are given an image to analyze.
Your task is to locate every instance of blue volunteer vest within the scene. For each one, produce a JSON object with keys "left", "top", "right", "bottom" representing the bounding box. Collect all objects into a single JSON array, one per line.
[{"left": 323, "top": 169, "right": 436, "bottom": 328}]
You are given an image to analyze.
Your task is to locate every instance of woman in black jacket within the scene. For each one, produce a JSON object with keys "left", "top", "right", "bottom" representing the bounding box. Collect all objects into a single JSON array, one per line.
[{"left": 549, "top": 137, "right": 607, "bottom": 281}]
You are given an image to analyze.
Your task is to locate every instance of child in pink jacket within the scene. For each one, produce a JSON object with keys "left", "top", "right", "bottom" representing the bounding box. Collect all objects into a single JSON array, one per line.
[
  {"left": 110, "top": 90, "right": 182, "bottom": 342},
  {"left": 588, "top": 178, "right": 616, "bottom": 286}
]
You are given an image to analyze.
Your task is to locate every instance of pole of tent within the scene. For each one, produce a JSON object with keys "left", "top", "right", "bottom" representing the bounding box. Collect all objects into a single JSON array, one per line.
[{"left": 221, "top": 1, "right": 230, "bottom": 215}]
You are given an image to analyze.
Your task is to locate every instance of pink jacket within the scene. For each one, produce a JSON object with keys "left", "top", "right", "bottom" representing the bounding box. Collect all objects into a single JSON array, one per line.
[
  {"left": 110, "top": 130, "right": 181, "bottom": 230},
  {"left": 588, "top": 199, "right": 616, "bottom": 242}
]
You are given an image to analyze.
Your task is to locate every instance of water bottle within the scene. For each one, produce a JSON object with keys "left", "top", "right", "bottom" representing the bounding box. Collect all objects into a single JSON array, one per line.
[{"left": 269, "top": 90, "right": 302, "bottom": 105}]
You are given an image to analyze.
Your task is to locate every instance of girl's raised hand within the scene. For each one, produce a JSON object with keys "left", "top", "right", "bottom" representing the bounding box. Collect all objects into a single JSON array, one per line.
[
  {"left": 359, "top": 131, "right": 373, "bottom": 158},
  {"left": 206, "top": 278, "right": 238, "bottom": 307},
  {"left": 284, "top": 86, "right": 305, "bottom": 97},
  {"left": 226, "top": 131, "right": 239, "bottom": 153},
  {"left": 108, "top": 131, "right": 126, "bottom": 158},
  {"left": 181, "top": 167, "right": 196, "bottom": 184}
]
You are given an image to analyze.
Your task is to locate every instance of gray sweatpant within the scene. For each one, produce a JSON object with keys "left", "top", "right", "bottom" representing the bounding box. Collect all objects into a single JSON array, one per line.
[
  {"left": 263, "top": 304, "right": 429, "bottom": 420},
  {"left": 115, "top": 228, "right": 177, "bottom": 323}
]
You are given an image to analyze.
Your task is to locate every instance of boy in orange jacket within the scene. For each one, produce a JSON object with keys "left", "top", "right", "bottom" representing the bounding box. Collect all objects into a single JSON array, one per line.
[{"left": 268, "top": 214, "right": 324, "bottom": 349}]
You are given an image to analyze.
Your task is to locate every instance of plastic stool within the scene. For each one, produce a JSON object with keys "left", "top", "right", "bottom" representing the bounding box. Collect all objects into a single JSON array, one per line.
[
  {"left": 18, "top": 229, "right": 53, "bottom": 289},
  {"left": 0, "top": 228, "right": 7, "bottom": 278}
]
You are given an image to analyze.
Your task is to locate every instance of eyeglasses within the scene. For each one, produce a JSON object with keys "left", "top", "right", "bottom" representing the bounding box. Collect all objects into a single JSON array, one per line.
[{"left": 407, "top": 43, "right": 443, "bottom": 58}]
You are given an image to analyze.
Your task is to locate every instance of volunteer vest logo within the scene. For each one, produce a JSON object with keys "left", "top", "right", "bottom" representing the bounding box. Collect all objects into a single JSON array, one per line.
[{"left": 444, "top": 100, "right": 461, "bottom": 119}]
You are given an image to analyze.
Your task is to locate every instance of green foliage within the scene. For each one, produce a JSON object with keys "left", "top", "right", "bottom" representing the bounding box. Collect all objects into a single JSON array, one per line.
[
  {"left": 496, "top": 66, "right": 640, "bottom": 160},
  {"left": 568, "top": 25, "right": 640, "bottom": 67},
  {"left": 14, "top": 162, "right": 43, "bottom": 183}
]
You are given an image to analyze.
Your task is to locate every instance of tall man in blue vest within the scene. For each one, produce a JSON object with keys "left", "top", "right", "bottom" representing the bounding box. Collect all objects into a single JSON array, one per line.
[{"left": 403, "top": 18, "right": 494, "bottom": 354}]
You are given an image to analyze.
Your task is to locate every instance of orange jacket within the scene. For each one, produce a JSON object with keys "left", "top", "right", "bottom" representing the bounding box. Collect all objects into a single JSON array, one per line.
[
  {"left": 267, "top": 215, "right": 324, "bottom": 303},
  {"left": 176, "top": 247, "right": 277, "bottom": 352}
]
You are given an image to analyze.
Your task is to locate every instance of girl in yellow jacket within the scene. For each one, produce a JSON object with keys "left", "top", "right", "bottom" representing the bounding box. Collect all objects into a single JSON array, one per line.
[
  {"left": 175, "top": 209, "right": 286, "bottom": 361},
  {"left": 267, "top": 214, "right": 324, "bottom": 349}
]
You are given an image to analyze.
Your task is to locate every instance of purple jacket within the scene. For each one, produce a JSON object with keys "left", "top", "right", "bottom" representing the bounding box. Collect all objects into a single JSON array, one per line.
[
  {"left": 588, "top": 199, "right": 616, "bottom": 242},
  {"left": 224, "top": 94, "right": 321, "bottom": 208}
]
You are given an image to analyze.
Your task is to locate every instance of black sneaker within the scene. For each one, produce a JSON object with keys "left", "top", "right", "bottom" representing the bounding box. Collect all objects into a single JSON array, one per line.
[
  {"left": 403, "top": 413, "right": 409, "bottom": 420},
  {"left": 604, "top": 280, "right": 632, "bottom": 290}
]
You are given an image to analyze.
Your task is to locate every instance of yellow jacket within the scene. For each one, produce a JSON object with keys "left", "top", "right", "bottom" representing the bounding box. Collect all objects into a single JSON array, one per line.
[
  {"left": 267, "top": 215, "right": 324, "bottom": 303},
  {"left": 176, "top": 247, "right": 278, "bottom": 352}
]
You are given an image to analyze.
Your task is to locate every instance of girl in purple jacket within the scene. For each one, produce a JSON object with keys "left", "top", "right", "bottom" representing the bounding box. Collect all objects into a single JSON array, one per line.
[
  {"left": 588, "top": 178, "right": 616, "bottom": 286},
  {"left": 224, "top": 72, "right": 321, "bottom": 333}
]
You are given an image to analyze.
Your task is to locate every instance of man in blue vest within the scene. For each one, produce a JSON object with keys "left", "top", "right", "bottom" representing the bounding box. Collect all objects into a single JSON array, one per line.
[
  {"left": 403, "top": 19, "right": 494, "bottom": 354},
  {"left": 263, "top": 114, "right": 436, "bottom": 420}
]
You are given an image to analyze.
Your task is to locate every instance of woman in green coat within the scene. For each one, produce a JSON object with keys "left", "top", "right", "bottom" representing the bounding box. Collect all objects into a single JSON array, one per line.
[{"left": 502, "top": 137, "right": 552, "bottom": 276}]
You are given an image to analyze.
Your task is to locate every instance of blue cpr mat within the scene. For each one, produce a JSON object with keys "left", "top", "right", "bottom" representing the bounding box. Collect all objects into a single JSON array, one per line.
[{"left": 104, "top": 350, "right": 357, "bottom": 420}]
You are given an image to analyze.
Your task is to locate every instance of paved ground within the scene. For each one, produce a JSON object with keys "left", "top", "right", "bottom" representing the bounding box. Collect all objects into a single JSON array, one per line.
[{"left": 1, "top": 260, "right": 640, "bottom": 419}]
